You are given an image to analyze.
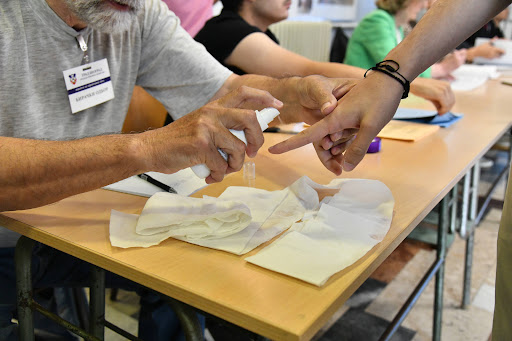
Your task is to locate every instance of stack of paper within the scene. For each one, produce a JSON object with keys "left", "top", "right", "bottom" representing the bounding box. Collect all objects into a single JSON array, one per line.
[{"left": 450, "top": 64, "right": 500, "bottom": 91}]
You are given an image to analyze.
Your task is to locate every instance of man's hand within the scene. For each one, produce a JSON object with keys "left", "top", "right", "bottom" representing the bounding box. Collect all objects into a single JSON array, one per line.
[
  {"left": 410, "top": 77, "right": 455, "bottom": 114},
  {"left": 277, "top": 75, "right": 358, "bottom": 125},
  {"left": 269, "top": 72, "right": 402, "bottom": 174},
  {"left": 141, "top": 86, "right": 283, "bottom": 183}
]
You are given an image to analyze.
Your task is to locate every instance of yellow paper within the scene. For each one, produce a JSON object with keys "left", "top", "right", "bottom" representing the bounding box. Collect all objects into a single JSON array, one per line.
[{"left": 377, "top": 120, "right": 440, "bottom": 142}]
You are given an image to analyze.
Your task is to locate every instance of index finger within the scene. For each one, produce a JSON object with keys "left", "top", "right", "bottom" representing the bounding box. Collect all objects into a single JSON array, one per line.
[{"left": 268, "top": 118, "right": 333, "bottom": 154}]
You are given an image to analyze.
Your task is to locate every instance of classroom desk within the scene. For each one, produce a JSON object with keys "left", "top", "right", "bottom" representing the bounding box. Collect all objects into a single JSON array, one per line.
[{"left": 1, "top": 79, "right": 511, "bottom": 341}]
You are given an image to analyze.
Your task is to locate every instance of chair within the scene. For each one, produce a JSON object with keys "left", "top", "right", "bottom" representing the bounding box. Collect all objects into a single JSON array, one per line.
[
  {"left": 329, "top": 26, "right": 350, "bottom": 63},
  {"left": 269, "top": 20, "right": 333, "bottom": 62}
]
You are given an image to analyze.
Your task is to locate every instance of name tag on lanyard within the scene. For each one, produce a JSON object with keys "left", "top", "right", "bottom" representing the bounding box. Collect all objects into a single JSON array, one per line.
[{"left": 62, "top": 58, "right": 115, "bottom": 114}]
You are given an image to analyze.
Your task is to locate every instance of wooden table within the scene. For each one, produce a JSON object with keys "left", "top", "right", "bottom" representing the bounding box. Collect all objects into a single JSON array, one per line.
[{"left": 1, "top": 79, "right": 511, "bottom": 341}]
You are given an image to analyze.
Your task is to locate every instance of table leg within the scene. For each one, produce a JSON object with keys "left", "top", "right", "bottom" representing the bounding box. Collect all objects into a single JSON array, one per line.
[
  {"left": 15, "top": 236, "right": 36, "bottom": 341},
  {"left": 89, "top": 265, "right": 105, "bottom": 340},
  {"left": 433, "top": 197, "right": 449, "bottom": 341},
  {"left": 163, "top": 296, "right": 203, "bottom": 341}
]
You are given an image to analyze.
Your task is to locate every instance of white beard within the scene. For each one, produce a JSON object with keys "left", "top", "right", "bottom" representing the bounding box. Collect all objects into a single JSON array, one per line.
[{"left": 65, "top": 0, "right": 144, "bottom": 33}]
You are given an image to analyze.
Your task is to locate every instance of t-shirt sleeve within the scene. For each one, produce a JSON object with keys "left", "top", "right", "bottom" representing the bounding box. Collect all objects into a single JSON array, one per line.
[
  {"left": 136, "top": 0, "right": 232, "bottom": 120},
  {"left": 194, "top": 15, "right": 261, "bottom": 64}
]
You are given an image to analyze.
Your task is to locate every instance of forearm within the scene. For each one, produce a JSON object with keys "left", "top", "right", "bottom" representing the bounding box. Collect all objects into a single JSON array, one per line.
[
  {"left": 0, "top": 134, "right": 146, "bottom": 211},
  {"left": 303, "top": 61, "right": 365, "bottom": 79},
  {"left": 388, "top": 0, "right": 508, "bottom": 80}
]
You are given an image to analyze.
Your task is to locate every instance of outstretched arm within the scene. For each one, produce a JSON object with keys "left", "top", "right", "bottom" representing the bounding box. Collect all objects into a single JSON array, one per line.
[
  {"left": 226, "top": 32, "right": 454, "bottom": 114},
  {"left": 0, "top": 87, "right": 281, "bottom": 212},
  {"left": 269, "top": 0, "right": 510, "bottom": 173}
]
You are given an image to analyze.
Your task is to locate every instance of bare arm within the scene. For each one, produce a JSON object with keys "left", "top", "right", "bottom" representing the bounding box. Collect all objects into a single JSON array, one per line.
[
  {"left": 1, "top": 87, "right": 281, "bottom": 212},
  {"left": 270, "top": 0, "right": 510, "bottom": 173},
  {"left": 225, "top": 32, "right": 454, "bottom": 113},
  {"left": 226, "top": 32, "right": 364, "bottom": 78},
  {"left": 211, "top": 73, "right": 357, "bottom": 126}
]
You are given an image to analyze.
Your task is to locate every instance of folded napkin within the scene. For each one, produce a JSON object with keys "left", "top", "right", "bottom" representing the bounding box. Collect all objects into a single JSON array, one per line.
[
  {"left": 110, "top": 194, "right": 252, "bottom": 248},
  {"left": 245, "top": 179, "right": 394, "bottom": 286},
  {"left": 136, "top": 193, "right": 251, "bottom": 239},
  {"left": 174, "top": 187, "right": 304, "bottom": 254},
  {"left": 109, "top": 186, "right": 304, "bottom": 253}
]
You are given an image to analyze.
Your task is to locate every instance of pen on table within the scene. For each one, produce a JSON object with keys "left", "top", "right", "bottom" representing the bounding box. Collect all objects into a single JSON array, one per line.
[
  {"left": 137, "top": 173, "right": 177, "bottom": 194},
  {"left": 501, "top": 81, "right": 512, "bottom": 87}
]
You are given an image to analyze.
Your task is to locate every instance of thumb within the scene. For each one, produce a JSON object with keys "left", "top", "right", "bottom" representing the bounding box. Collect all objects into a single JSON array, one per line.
[{"left": 309, "top": 80, "right": 338, "bottom": 114}]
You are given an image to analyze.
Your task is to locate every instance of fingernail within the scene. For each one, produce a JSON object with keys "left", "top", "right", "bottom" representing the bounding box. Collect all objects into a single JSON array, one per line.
[
  {"left": 274, "top": 99, "right": 284, "bottom": 107},
  {"left": 321, "top": 102, "right": 332, "bottom": 112},
  {"left": 323, "top": 140, "right": 333, "bottom": 150},
  {"left": 342, "top": 160, "right": 355, "bottom": 172}
]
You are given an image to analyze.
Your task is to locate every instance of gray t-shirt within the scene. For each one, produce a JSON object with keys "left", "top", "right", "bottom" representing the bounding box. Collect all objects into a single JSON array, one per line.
[{"left": 0, "top": 0, "right": 232, "bottom": 247}]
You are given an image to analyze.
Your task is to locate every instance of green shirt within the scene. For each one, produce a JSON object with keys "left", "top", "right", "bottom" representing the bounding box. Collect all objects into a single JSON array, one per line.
[{"left": 344, "top": 9, "right": 431, "bottom": 78}]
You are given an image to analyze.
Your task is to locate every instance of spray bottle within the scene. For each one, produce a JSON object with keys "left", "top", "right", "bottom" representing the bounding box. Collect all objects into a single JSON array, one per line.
[{"left": 191, "top": 107, "right": 280, "bottom": 178}]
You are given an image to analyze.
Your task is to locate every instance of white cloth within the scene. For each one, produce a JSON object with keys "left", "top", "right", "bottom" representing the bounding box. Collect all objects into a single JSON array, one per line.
[
  {"left": 177, "top": 187, "right": 304, "bottom": 254},
  {"left": 110, "top": 193, "right": 252, "bottom": 248},
  {"left": 245, "top": 179, "right": 394, "bottom": 286},
  {"left": 136, "top": 193, "right": 251, "bottom": 238},
  {"left": 109, "top": 186, "right": 304, "bottom": 253},
  {"left": 109, "top": 176, "right": 395, "bottom": 283}
]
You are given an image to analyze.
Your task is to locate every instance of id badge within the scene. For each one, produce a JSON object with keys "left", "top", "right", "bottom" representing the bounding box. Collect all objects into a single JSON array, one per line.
[{"left": 62, "top": 58, "right": 115, "bottom": 114}]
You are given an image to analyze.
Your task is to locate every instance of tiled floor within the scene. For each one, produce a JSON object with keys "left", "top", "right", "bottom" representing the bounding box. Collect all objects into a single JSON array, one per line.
[{"left": 80, "top": 148, "right": 508, "bottom": 340}]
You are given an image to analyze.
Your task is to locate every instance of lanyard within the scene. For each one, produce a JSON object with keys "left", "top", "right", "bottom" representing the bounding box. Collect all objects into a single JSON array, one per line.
[{"left": 76, "top": 34, "right": 89, "bottom": 64}]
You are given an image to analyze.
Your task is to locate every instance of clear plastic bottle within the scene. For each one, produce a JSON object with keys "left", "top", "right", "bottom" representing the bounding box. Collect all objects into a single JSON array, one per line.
[{"left": 191, "top": 107, "right": 280, "bottom": 178}]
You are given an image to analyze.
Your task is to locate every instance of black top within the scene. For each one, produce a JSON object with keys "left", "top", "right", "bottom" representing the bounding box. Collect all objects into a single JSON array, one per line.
[
  {"left": 195, "top": 9, "right": 279, "bottom": 75},
  {"left": 458, "top": 20, "right": 505, "bottom": 49}
]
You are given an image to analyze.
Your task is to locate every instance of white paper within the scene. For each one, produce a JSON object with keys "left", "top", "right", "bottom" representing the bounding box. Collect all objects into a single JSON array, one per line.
[
  {"left": 103, "top": 168, "right": 207, "bottom": 197},
  {"left": 473, "top": 38, "right": 512, "bottom": 65},
  {"left": 450, "top": 64, "right": 500, "bottom": 91},
  {"left": 245, "top": 179, "right": 394, "bottom": 286}
]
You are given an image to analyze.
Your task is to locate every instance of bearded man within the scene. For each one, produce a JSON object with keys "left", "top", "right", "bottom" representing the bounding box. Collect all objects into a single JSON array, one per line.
[{"left": 0, "top": 0, "right": 359, "bottom": 339}]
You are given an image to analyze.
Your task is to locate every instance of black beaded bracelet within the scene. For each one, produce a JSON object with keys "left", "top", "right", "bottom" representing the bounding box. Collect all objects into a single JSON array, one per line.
[{"left": 364, "top": 60, "right": 410, "bottom": 99}]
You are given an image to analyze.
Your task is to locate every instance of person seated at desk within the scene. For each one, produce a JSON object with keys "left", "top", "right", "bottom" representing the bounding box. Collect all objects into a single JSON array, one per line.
[
  {"left": 457, "top": 7, "right": 509, "bottom": 62},
  {"left": 194, "top": 0, "right": 455, "bottom": 115},
  {"left": 344, "top": 0, "right": 466, "bottom": 80},
  {"left": 0, "top": 0, "right": 358, "bottom": 339}
]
